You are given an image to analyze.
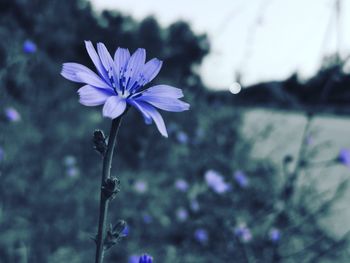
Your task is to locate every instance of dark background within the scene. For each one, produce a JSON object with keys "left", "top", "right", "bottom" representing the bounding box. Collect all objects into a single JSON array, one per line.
[{"left": 1, "top": 0, "right": 350, "bottom": 262}]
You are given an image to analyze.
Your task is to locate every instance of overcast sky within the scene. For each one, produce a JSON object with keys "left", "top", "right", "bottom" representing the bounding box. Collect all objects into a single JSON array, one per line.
[{"left": 89, "top": 0, "right": 350, "bottom": 90}]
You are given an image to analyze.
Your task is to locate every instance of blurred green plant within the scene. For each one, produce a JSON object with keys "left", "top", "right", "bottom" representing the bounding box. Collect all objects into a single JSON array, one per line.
[{"left": 0, "top": 0, "right": 350, "bottom": 263}]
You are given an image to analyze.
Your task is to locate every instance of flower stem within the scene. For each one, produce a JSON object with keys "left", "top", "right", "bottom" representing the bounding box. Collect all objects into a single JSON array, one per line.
[{"left": 95, "top": 116, "right": 123, "bottom": 263}]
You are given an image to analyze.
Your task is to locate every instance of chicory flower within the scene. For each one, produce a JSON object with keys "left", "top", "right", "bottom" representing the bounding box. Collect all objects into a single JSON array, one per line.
[
  {"left": 174, "top": 179, "right": 189, "bottom": 192},
  {"left": 23, "top": 40, "right": 37, "bottom": 54},
  {"left": 139, "top": 254, "right": 153, "bottom": 263},
  {"left": 194, "top": 228, "right": 208, "bottom": 244},
  {"left": 4, "top": 107, "right": 21, "bottom": 122},
  {"left": 61, "top": 41, "right": 190, "bottom": 137},
  {"left": 205, "top": 170, "right": 230, "bottom": 194},
  {"left": 234, "top": 170, "right": 249, "bottom": 188},
  {"left": 269, "top": 228, "right": 281, "bottom": 242},
  {"left": 338, "top": 149, "right": 350, "bottom": 167}
]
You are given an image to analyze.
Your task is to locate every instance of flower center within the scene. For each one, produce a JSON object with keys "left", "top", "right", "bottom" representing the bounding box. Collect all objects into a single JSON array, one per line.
[{"left": 116, "top": 89, "right": 130, "bottom": 98}]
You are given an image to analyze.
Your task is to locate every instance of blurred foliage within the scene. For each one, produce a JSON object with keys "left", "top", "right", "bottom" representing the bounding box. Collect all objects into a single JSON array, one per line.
[{"left": 0, "top": 0, "right": 350, "bottom": 262}]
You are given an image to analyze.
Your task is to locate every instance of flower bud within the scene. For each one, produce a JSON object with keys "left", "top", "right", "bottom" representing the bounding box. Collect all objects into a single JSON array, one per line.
[
  {"left": 102, "top": 176, "right": 120, "bottom": 200},
  {"left": 93, "top": 130, "right": 107, "bottom": 156}
]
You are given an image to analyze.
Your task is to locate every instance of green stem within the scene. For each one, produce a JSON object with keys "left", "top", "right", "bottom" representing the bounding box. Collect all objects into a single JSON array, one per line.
[{"left": 95, "top": 116, "right": 123, "bottom": 263}]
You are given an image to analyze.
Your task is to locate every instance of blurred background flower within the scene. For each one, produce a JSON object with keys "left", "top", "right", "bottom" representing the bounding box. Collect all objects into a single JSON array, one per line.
[
  {"left": 234, "top": 223, "right": 252, "bottom": 243},
  {"left": 1, "top": 0, "right": 350, "bottom": 262},
  {"left": 233, "top": 170, "right": 249, "bottom": 188},
  {"left": 175, "top": 207, "right": 188, "bottom": 222},
  {"left": 174, "top": 178, "right": 189, "bottom": 192},
  {"left": 4, "top": 107, "right": 21, "bottom": 122},
  {"left": 133, "top": 180, "right": 148, "bottom": 194},
  {"left": 23, "top": 40, "right": 37, "bottom": 54},
  {"left": 205, "top": 170, "right": 231, "bottom": 194},
  {"left": 194, "top": 228, "right": 208, "bottom": 244},
  {"left": 268, "top": 228, "right": 281, "bottom": 243}
]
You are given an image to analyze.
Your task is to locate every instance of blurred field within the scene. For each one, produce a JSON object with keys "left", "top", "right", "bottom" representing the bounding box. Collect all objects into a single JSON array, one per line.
[
  {"left": 243, "top": 109, "right": 350, "bottom": 237},
  {"left": 1, "top": 1, "right": 350, "bottom": 263}
]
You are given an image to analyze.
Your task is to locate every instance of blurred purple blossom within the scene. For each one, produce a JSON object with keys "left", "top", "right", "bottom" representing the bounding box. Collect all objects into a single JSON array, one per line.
[
  {"left": 4, "top": 107, "right": 21, "bottom": 122},
  {"left": 122, "top": 225, "right": 129, "bottom": 236},
  {"left": 338, "top": 149, "right": 350, "bottom": 167},
  {"left": 234, "top": 223, "right": 252, "bottom": 243},
  {"left": 176, "top": 131, "right": 188, "bottom": 144},
  {"left": 128, "top": 255, "right": 139, "bottom": 263},
  {"left": 66, "top": 167, "right": 79, "bottom": 177},
  {"left": 0, "top": 147, "right": 4, "bottom": 162},
  {"left": 234, "top": 171, "right": 249, "bottom": 188},
  {"left": 205, "top": 170, "right": 230, "bottom": 194},
  {"left": 176, "top": 207, "right": 188, "bottom": 222},
  {"left": 194, "top": 228, "right": 208, "bottom": 244},
  {"left": 269, "top": 228, "right": 281, "bottom": 242},
  {"left": 305, "top": 134, "right": 314, "bottom": 145},
  {"left": 174, "top": 179, "right": 189, "bottom": 192},
  {"left": 63, "top": 155, "right": 76, "bottom": 167},
  {"left": 134, "top": 180, "right": 148, "bottom": 193},
  {"left": 139, "top": 254, "right": 153, "bottom": 263},
  {"left": 23, "top": 40, "right": 37, "bottom": 54},
  {"left": 142, "top": 214, "right": 153, "bottom": 224},
  {"left": 190, "top": 199, "right": 200, "bottom": 212}
]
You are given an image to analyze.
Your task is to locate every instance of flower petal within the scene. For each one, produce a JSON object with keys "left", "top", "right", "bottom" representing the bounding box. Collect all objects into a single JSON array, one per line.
[
  {"left": 127, "top": 99, "right": 152, "bottom": 124},
  {"left": 124, "top": 48, "right": 146, "bottom": 90},
  {"left": 78, "top": 85, "right": 112, "bottom": 106},
  {"left": 114, "top": 47, "right": 130, "bottom": 80},
  {"left": 97, "top": 43, "right": 114, "bottom": 73},
  {"left": 102, "top": 96, "right": 127, "bottom": 119},
  {"left": 97, "top": 42, "right": 121, "bottom": 89},
  {"left": 84, "top": 41, "right": 110, "bottom": 83},
  {"left": 131, "top": 101, "right": 168, "bottom": 137},
  {"left": 76, "top": 72, "right": 112, "bottom": 90},
  {"left": 138, "top": 58, "right": 163, "bottom": 87},
  {"left": 61, "top": 63, "right": 96, "bottom": 83},
  {"left": 135, "top": 95, "right": 190, "bottom": 112},
  {"left": 140, "top": 85, "right": 184, "bottom": 99}
]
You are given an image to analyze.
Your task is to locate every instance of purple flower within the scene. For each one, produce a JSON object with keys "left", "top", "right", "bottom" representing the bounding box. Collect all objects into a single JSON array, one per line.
[
  {"left": 122, "top": 225, "right": 129, "bottom": 236},
  {"left": 338, "top": 149, "right": 350, "bottom": 166},
  {"left": 234, "top": 223, "right": 252, "bottom": 243},
  {"left": 269, "top": 228, "right": 281, "bottom": 242},
  {"left": 0, "top": 147, "right": 4, "bottom": 162},
  {"left": 194, "top": 228, "right": 208, "bottom": 244},
  {"left": 4, "top": 107, "right": 21, "bottom": 122},
  {"left": 66, "top": 166, "right": 79, "bottom": 177},
  {"left": 174, "top": 179, "right": 189, "bottom": 192},
  {"left": 234, "top": 171, "right": 249, "bottom": 188},
  {"left": 134, "top": 180, "right": 148, "bottom": 193},
  {"left": 139, "top": 254, "right": 153, "bottom": 263},
  {"left": 128, "top": 255, "right": 139, "bottom": 263},
  {"left": 190, "top": 199, "right": 200, "bottom": 212},
  {"left": 63, "top": 155, "right": 76, "bottom": 167},
  {"left": 176, "top": 131, "right": 188, "bottom": 144},
  {"left": 142, "top": 214, "right": 153, "bottom": 224},
  {"left": 305, "top": 134, "right": 314, "bottom": 145},
  {"left": 176, "top": 207, "right": 188, "bottom": 222},
  {"left": 61, "top": 41, "right": 190, "bottom": 137},
  {"left": 23, "top": 40, "right": 37, "bottom": 54},
  {"left": 204, "top": 170, "right": 230, "bottom": 194}
]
